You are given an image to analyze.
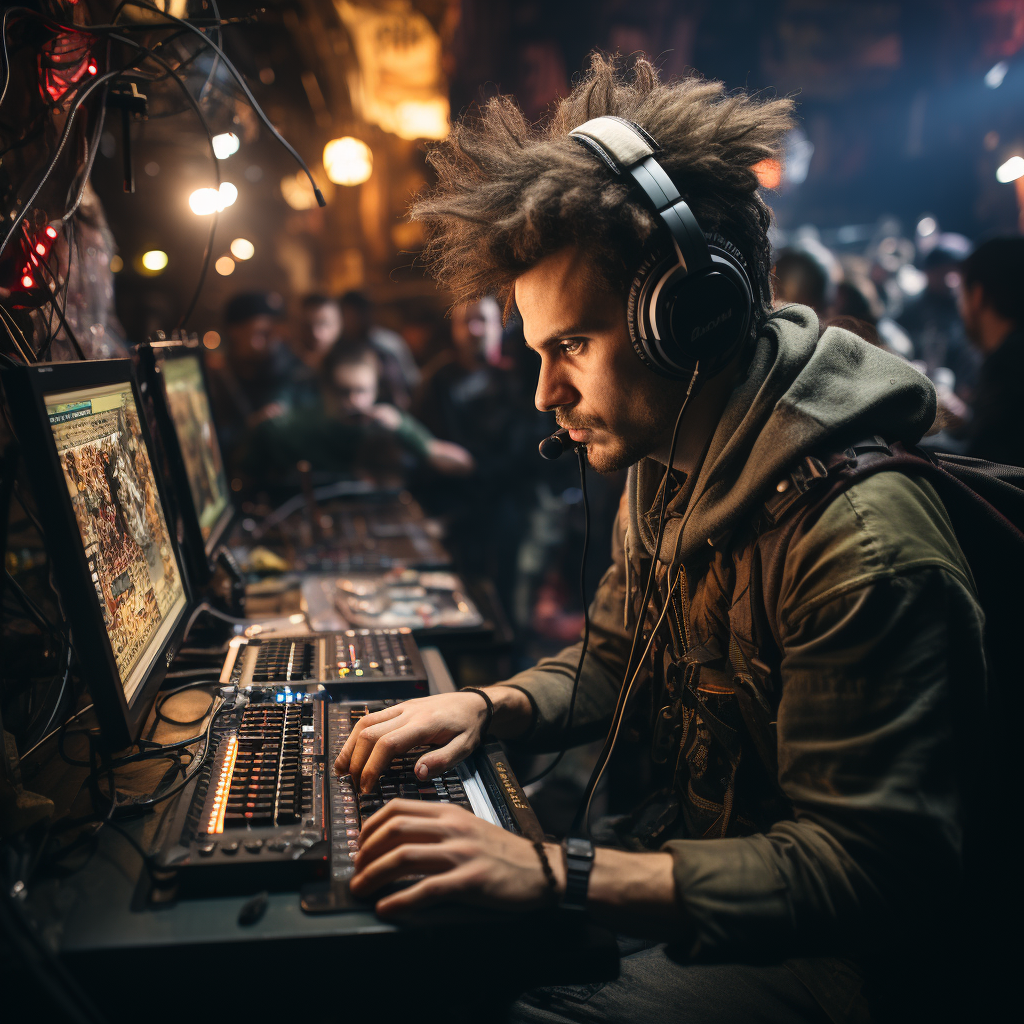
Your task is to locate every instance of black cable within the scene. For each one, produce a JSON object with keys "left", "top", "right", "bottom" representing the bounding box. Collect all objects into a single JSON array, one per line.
[
  {"left": 30, "top": 232, "right": 86, "bottom": 359},
  {"left": 3, "top": 568, "right": 64, "bottom": 637},
  {"left": 524, "top": 445, "right": 591, "bottom": 786},
  {"left": 106, "top": 31, "right": 219, "bottom": 328},
  {"left": 110, "top": 0, "right": 325, "bottom": 208},
  {"left": 154, "top": 678, "right": 218, "bottom": 727},
  {"left": 0, "top": 303, "right": 35, "bottom": 362},
  {"left": 0, "top": 65, "right": 124, "bottom": 260},
  {"left": 572, "top": 365, "right": 701, "bottom": 835}
]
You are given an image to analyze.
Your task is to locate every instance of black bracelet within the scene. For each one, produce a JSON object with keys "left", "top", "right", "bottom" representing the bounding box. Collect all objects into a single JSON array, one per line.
[
  {"left": 461, "top": 687, "right": 494, "bottom": 736},
  {"left": 533, "top": 841, "right": 559, "bottom": 905}
]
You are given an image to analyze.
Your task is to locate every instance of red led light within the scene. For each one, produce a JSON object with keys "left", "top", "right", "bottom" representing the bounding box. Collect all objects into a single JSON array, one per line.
[
  {"left": 45, "top": 226, "right": 57, "bottom": 238},
  {"left": 87, "top": 61, "right": 97, "bottom": 75},
  {"left": 21, "top": 275, "right": 34, "bottom": 289},
  {"left": 35, "top": 243, "right": 46, "bottom": 255}
]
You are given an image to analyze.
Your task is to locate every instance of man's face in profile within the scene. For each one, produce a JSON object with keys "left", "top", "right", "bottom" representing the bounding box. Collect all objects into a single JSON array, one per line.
[{"left": 516, "top": 246, "right": 688, "bottom": 473}]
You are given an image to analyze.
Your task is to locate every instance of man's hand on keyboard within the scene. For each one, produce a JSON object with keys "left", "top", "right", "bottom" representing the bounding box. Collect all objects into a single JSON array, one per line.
[
  {"left": 348, "top": 800, "right": 563, "bottom": 916},
  {"left": 333, "top": 688, "right": 532, "bottom": 793}
]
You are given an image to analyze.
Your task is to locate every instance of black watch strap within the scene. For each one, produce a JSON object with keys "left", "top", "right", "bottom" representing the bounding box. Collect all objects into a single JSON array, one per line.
[{"left": 560, "top": 837, "right": 595, "bottom": 912}]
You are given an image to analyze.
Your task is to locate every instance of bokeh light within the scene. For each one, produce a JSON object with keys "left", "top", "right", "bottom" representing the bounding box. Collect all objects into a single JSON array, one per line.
[
  {"left": 215, "top": 256, "right": 235, "bottom": 276},
  {"left": 230, "top": 238, "right": 255, "bottom": 260},
  {"left": 212, "top": 132, "right": 240, "bottom": 159},
  {"left": 323, "top": 137, "right": 373, "bottom": 186},
  {"left": 141, "top": 250, "right": 168, "bottom": 272}
]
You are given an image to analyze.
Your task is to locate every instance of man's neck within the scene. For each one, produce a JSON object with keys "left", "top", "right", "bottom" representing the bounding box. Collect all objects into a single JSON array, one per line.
[{"left": 648, "top": 356, "right": 743, "bottom": 475}]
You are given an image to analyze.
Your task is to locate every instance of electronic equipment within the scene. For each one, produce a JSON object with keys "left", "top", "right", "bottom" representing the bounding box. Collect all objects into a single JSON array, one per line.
[
  {"left": 158, "top": 689, "right": 540, "bottom": 909},
  {"left": 569, "top": 116, "right": 755, "bottom": 379},
  {"left": 137, "top": 339, "right": 233, "bottom": 586},
  {"left": 300, "top": 569, "right": 485, "bottom": 635},
  {"left": 218, "top": 628, "right": 429, "bottom": 700},
  {"left": 243, "top": 495, "right": 451, "bottom": 574},
  {"left": 1, "top": 359, "right": 191, "bottom": 749}
]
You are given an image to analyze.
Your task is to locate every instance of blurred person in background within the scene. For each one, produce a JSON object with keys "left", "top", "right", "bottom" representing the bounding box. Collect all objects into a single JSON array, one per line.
[
  {"left": 415, "top": 297, "right": 537, "bottom": 615},
  {"left": 296, "top": 293, "right": 343, "bottom": 371},
  {"left": 958, "top": 237, "right": 1024, "bottom": 466},
  {"left": 338, "top": 290, "right": 420, "bottom": 408},
  {"left": 242, "top": 344, "right": 473, "bottom": 484},
  {"left": 771, "top": 246, "right": 830, "bottom": 316},
  {"left": 898, "top": 239, "right": 978, "bottom": 396},
  {"left": 829, "top": 274, "right": 914, "bottom": 359},
  {"left": 205, "top": 291, "right": 317, "bottom": 477}
]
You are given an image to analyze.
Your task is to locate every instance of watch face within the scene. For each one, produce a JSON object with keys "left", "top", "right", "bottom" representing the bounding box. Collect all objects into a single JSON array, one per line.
[{"left": 565, "top": 837, "right": 594, "bottom": 859}]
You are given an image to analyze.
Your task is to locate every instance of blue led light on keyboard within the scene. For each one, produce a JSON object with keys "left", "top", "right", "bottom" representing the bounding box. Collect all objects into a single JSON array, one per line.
[{"left": 276, "top": 693, "right": 285, "bottom": 702}]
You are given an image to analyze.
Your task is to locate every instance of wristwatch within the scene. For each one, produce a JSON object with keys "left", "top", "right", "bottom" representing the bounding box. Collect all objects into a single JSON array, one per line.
[{"left": 560, "top": 836, "right": 595, "bottom": 912}]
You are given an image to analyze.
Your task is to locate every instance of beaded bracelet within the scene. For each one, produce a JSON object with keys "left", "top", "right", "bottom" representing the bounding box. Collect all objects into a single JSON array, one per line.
[
  {"left": 461, "top": 687, "right": 494, "bottom": 736},
  {"left": 533, "top": 841, "right": 559, "bottom": 905}
]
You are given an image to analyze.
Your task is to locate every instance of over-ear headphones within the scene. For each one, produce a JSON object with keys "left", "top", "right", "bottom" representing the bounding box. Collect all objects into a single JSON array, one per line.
[{"left": 569, "top": 116, "right": 754, "bottom": 380}]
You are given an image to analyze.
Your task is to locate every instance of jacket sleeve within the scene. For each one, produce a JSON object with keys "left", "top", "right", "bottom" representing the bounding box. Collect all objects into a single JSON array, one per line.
[
  {"left": 662, "top": 475, "right": 980, "bottom": 958},
  {"left": 499, "top": 494, "right": 635, "bottom": 751}
]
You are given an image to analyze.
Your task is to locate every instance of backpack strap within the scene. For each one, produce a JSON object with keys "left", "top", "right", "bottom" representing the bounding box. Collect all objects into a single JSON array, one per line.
[{"left": 725, "top": 436, "right": 950, "bottom": 784}]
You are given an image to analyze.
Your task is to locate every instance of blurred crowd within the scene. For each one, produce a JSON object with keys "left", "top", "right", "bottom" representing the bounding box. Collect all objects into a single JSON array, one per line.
[{"left": 204, "top": 225, "right": 1024, "bottom": 658}]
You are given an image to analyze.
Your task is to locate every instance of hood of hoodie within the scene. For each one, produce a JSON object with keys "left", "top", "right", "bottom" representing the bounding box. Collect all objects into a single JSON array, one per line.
[{"left": 627, "top": 305, "right": 937, "bottom": 567}]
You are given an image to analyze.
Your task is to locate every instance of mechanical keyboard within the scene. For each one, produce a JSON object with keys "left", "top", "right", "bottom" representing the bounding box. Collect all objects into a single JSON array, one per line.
[
  {"left": 219, "top": 628, "right": 429, "bottom": 699},
  {"left": 159, "top": 688, "right": 539, "bottom": 908}
]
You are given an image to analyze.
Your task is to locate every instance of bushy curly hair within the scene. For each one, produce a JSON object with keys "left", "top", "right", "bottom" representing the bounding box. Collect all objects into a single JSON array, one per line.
[{"left": 411, "top": 54, "right": 794, "bottom": 323}]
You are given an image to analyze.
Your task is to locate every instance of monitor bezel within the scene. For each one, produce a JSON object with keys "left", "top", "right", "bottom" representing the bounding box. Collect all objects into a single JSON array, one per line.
[
  {"left": 137, "top": 340, "right": 234, "bottom": 586},
  {"left": 1, "top": 358, "right": 194, "bottom": 750}
]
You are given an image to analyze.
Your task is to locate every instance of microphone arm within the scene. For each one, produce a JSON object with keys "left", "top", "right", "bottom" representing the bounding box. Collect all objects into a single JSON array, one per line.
[{"left": 538, "top": 427, "right": 573, "bottom": 460}]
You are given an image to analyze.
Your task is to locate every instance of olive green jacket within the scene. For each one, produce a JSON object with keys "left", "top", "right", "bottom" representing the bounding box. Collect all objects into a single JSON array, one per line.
[{"left": 504, "top": 307, "right": 983, "bottom": 1017}]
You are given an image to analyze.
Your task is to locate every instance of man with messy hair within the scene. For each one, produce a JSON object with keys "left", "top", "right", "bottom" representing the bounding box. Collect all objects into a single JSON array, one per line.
[{"left": 335, "top": 57, "right": 975, "bottom": 1022}]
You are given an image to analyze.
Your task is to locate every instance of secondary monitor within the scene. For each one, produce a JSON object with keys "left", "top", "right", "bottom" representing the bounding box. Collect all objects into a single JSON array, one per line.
[
  {"left": 139, "top": 340, "right": 232, "bottom": 584},
  {"left": 2, "top": 360, "right": 191, "bottom": 748}
]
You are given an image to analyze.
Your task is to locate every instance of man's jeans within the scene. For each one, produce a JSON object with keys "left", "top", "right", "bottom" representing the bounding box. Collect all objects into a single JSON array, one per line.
[{"left": 507, "top": 938, "right": 833, "bottom": 1024}]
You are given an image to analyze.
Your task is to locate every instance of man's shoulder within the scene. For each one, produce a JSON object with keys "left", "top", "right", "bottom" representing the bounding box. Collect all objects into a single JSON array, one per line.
[{"left": 778, "top": 469, "right": 975, "bottom": 626}]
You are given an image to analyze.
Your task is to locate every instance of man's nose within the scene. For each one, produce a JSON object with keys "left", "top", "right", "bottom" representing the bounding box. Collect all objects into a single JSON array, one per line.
[{"left": 535, "top": 359, "right": 577, "bottom": 413}]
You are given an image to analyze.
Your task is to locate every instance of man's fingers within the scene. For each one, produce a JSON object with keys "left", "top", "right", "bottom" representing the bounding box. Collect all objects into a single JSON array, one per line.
[
  {"left": 373, "top": 866, "right": 479, "bottom": 918},
  {"left": 354, "top": 812, "right": 452, "bottom": 868},
  {"left": 343, "top": 714, "right": 408, "bottom": 781},
  {"left": 334, "top": 705, "right": 403, "bottom": 773},
  {"left": 356, "top": 798, "right": 449, "bottom": 846},
  {"left": 349, "top": 843, "right": 459, "bottom": 897},
  {"left": 412, "top": 734, "right": 473, "bottom": 781},
  {"left": 357, "top": 725, "right": 436, "bottom": 792}
]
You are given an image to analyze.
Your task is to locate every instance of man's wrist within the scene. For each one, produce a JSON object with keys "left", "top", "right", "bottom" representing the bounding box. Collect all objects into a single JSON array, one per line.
[{"left": 479, "top": 685, "right": 533, "bottom": 740}]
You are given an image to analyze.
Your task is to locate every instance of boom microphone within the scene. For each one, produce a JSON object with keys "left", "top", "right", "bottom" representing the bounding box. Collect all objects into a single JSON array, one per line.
[{"left": 538, "top": 427, "right": 573, "bottom": 460}]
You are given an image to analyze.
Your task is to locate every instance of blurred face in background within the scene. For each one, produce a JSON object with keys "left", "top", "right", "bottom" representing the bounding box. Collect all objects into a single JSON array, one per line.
[
  {"left": 329, "top": 359, "right": 379, "bottom": 418},
  {"left": 302, "top": 301, "right": 343, "bottom": 359},
  {"left": 451, "top": 297, "right": 502, "bottom": 364},
  {"left": 226, "top": 314, "right": 280, "bottom": 372}
]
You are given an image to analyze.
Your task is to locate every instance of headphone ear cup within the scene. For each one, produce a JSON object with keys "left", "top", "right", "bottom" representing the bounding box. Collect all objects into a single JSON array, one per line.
[
  {"left": 627, "top": 245, "right": 754, "bottom": 379},
  {"left": 627, "top": 249, "right": 701, "bottom": 378}
]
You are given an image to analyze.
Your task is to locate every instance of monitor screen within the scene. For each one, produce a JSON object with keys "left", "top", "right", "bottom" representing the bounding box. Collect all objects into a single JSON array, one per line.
[
  {"left": 46, "top": 381, "right": 188, "bottom": 704},
  {"left": 158, "top": 353, "right": 230, "bottom": 543}
]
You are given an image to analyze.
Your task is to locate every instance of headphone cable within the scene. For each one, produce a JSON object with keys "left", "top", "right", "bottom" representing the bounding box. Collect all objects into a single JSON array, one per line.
[{"left": 571, "top": 363, "right": 700, "bottom": 836}]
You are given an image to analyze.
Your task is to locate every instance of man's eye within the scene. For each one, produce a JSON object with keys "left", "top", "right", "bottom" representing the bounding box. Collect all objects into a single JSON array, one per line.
[{"left": 560, "top": 339, "right": 584, "bottom": 356}]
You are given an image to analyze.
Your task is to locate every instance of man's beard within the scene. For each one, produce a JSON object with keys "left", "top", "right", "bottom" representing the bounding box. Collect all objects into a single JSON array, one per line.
[{"left": 556, "top": 386, "right": 684, "bottom": 474}]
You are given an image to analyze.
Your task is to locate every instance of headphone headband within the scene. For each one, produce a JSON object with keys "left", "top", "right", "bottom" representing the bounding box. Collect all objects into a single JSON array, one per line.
[
  {"left": 569, "top": 117, "right": 710, "bottom": 272},
  {"left": 568, "top": 115, "right": 754, "bottom": 380}
]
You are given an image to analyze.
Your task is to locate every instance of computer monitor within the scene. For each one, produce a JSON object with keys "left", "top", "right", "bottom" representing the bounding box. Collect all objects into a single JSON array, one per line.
[
  {"left": 1, "top": 360, "right": 191, "bottom": 749},
  {"left": 138, "top": 340, "right": 233, "bottom": 585}
]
